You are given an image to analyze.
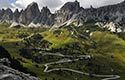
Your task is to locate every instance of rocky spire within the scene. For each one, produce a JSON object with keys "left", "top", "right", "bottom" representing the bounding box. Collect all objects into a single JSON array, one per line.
[
  {"left": 19, "top": 2, "right": 40, "bottom": 25},
  {"left": 75, "top": 0, "right": 78, "bottom": 3},
  {"left": 13, "top": 9, "right": 20, "bottom": 22},
  {"left": 55, "top": 0, "right": 81, "bottom": 23},
  {"left": 33, "top": 6, "right": 55, "bottom": 25},
  {"left": 1, "top": 8, "right": 13, "bottom": 22},
  {"left": 0, "top": 9, "right": 5, "bottom": 20},
  {"left": 90, "top": 5, "right": 94, "bottom": 9},
  {"left": 41, "top": 6, "right": 51, "bottom": 15},
  {"left": 1, "top": 0, "right": 125, "bottom": 27},
  {"left": 60, "top": 0, "right": 80, "bottom": 13}
]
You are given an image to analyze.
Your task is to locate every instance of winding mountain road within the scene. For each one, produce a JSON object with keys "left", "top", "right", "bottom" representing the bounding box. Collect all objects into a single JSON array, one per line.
[{"left": 42, "top": 53, "right": 120, "bottom": 80}]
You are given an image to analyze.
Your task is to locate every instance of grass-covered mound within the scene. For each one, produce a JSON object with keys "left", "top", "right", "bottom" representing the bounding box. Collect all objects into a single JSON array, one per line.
[
  {"left": 86, "top": 31, "right": 125, "bottom": 79},
  {"left": 42, "top": 29, "right": 77, "bottom": 48}
]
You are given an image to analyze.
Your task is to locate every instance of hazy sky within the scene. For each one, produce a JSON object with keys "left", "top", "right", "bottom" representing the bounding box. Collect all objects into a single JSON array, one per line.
[{"left": 0, "top": 0, "right": 124, "bottom": 12}]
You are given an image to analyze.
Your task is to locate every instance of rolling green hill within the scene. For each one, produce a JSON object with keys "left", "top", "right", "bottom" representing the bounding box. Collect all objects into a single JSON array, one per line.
[{"left": 0, "top": 23, "right": 125, "bottom": 80}]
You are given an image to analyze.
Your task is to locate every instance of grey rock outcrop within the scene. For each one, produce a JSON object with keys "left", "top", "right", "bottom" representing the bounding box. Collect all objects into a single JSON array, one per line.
[
  {"left": 19, "top": 2, "right": 40, "bottom": 25},
  {"left": 0, "top": 58, "right": 40, "bottom": 80},
  {"left": 33, "top": 6, "right": 55, "bottom": 26},
  {"left": 95, "top": 22, "right": 124, "bottom": 32},
  {"left": 55, "top": 0, "right": 82, "bottom": 24},
  {"left": 0, "top": 9, "right": 5, "bottom": 20},
  {"left": 1, "top": 0, "right": 125, "bottom": 28},
  {"left": 75, "top": 1, "right": 125, "bottom": 24},
  {"left": 1, "top": 8, "right": 13, "bottom": 23},
  {"left": 60, "top": 0, "right": 81, "bottom": 13},
  {"left": 13, "top": 9, "right": 20, "bottom": 22}
]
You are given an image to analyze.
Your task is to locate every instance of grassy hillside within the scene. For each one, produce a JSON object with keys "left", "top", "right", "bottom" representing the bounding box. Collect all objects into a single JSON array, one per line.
[
  {"left": 0, "top": 23, "right": 125, "bottom": 80},
  {"left": 42, "top": 29, "right": 77, "bottom": 48},
  {"left": 87, "top": 31, "right": 125, "bottom": 79}
]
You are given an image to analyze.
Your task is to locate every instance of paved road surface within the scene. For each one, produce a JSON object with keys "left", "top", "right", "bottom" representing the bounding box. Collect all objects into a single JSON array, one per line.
[{"left": 42, "top": 53, "right": 120, "bottom": 80}]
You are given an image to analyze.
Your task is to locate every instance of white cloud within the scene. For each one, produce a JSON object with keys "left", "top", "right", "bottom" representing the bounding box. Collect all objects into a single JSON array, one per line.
[
  {"left": 9, "top": 0, "right": 63, "bottom": 12},
  {"left": 0, "top": 0, "right": 13, "bottom": 8},
  {"left": 0, "top": 0, "right": 124, "bottom": 12},
  {"left": 78, "top": 0, "right": 124, "bottom": 8}
]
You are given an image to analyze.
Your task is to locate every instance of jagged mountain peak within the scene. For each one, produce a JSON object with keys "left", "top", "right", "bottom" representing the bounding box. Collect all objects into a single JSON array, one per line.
[
  {"left": 120, "top": 0, "right": 125, "bottom": 4},
  {"left": 20, "top": 9, "right": 24, "bottom": 14},
  {"left": 0, "top": 9, "right": 5, "bottom": 20},
  {"left": 25, "top": 1, "right": 40, "bottom": 14},
  {"left": 0, "top": 9, "right": 5, "bottom": 13},
  {"left": 90, "top": 5, "right": 94, "bottom": 9},
  {"left": 1, "top": 1, "right": 125, "bottom": 29},
  {"left": 60, "top": 0, "right": 80, "bottom": 12},
  {"left": 0, "top": 9, "right": 4, "bottom": 13},
  {"left": 33, "top": 6, "right": 54, "bottom": 26},
  {"left": 0, "top": 8, "right": 13, "bottom": 23},
  {"left": 55, "top": 0, "right": 82, "bottom": 24},
  {"left": 13, "top": 9, "right": 20, "bottom": 22},
  {"left": 41, "top": 6, "right": 51, "bottom": 14},
  {"left": 27, "top": 2, "right": 38, "bottom": 9},
  {"left": 25, "top": 1, "right": 40, "bottom": 13},
  {"left": 5, "top": 8, "right": 13, "bottom": 13},
  {"left": 1, "top": 9, "right": 5, "bottom": 11},
  {"left": 14, "top": 9, "right": 19, "bottom": 14},
  {"left": 19, "top": 1, "right": 40, "bottom": 25}
]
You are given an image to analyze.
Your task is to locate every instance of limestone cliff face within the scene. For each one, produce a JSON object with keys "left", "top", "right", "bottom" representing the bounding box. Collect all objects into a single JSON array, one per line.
[
  {"left": 13, "top": 9, "right": 21, "bottom": 22},
  {"left": 1, "top": 1, "right": 125, "bottom": 28},
  {"left": 0, "top": 46, "right": 40, "bottom": 80},
  {"left": 33, "top": 6, "right": 55, "bottom": 26},
  {"left": 0, "top": 58, "right": 39, "bottom": 80},
  {"left": 0, "top": 8, "right": 13, "bottom": 23},
  {"left": 76, "top": 1, "right": 125, "bottom": 24},
  {"left": 55, "top": 0, "right": 82, "bottom": 24},
  {"left": 19, "top": 2, "right": 40, "bottom": 25},
  {"left": 0, "top": 9, "right": 5, "bottom": 20}
]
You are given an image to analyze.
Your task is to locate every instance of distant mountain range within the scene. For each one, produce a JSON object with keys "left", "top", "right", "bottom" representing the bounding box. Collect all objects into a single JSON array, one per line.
[{"left": 0, "top": 0, "right": 125, "bottom": 28}]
